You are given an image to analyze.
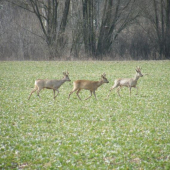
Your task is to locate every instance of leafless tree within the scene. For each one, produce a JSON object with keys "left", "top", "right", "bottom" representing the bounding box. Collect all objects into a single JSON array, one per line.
[
  {"left": 140, "top": 0, "right": 170, "bottom": 59},
  {"left": 1, "top": 0, "right": 169, "bottom": 60},
  {"left": 8, "top": 0, "right": 70, "bottom": 60}
]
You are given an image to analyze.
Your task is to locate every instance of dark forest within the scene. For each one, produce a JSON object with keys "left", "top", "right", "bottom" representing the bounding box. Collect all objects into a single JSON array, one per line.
[{"left": 0, "top": 0, "right": 170, "bottom": 60}]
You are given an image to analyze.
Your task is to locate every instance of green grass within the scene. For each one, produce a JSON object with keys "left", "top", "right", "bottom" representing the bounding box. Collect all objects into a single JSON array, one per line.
[{"left": 0, "top": 61, "right": 170, "bottom": 170}]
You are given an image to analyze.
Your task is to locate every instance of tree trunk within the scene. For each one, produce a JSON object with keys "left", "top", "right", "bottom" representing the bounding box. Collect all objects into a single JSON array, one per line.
[
  {"left": 165, "top": 0, "right": 170, "bottom": 59},
  {"left": 57, "top": 0, "right": 70, "bottom": 48},
  {"left": 82, "top": 0, "right": 96, "bottom": 57},
  {"left": 96, "top": 0, "right": 115, "bottom": 57}
]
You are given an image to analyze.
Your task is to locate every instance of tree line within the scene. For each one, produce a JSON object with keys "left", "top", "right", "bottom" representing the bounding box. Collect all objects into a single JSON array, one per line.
[{"left": 0, "top": 0, "right": 170, "bottom": 60}]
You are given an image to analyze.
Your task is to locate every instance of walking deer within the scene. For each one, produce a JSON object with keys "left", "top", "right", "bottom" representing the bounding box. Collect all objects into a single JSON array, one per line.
[
  {"left": 107, "top": 67, "right": 143, "bottom": 97},
  {"left": 28, "top": 71, "right": 71, "bottom": 100},
  {"left": 68, "top": 73, "right": 109, "bottom": 100}
]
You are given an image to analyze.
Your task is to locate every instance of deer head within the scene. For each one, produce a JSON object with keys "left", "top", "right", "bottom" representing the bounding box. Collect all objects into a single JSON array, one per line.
[
  {"left": 63, "top": 71, "right": 71, "bottom": 81},
  {"left": 101, "top": 73, "right": 109, "bottom": 83},
  {"left": 136, "top": 66, "right": 143, "bottom": 77}
]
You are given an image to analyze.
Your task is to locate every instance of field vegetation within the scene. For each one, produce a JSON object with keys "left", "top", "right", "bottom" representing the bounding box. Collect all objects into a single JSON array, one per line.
[{"left": 0, "top": 61, "right": 170, "bottom": 169}]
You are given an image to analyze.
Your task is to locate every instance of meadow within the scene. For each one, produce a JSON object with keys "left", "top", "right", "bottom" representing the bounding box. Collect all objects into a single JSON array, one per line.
[{"left": 0, "top": 61, "right": 170, "bottom": 170}]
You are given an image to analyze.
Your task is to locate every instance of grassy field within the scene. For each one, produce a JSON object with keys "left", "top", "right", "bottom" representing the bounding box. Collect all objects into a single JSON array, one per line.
[{"left": 0, "top": 61, "right": 170, "bottom": 170}]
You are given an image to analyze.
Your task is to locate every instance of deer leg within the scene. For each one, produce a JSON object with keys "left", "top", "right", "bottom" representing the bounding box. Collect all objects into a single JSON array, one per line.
[
  {"left": 54, "top": 89, "right": 59, "bottom": 99},
  {"left": 107, "top": 87, "right": 115, "bottom": 98},
  {"left": 76, "top": 89, "right": 82, "bottom": 100},
  {"left": 135, "top": 86, "right": 138, "bottom": 95},
  {"left": 117, "top": 86, "right": 121, "bottom": 97},
  {"left": 28, "top": 88, "right": 37, "bottom": 100},
  {"left": 85, "top": 90, "right": 92, "bottom": 100},
  {"left": 129, "top": 87, "right": 132, "bottom": 96},
  {"left": 53, "top": 89, "right": 55, "bottom": 98},
  {"left": 36, "top": 88, "right": 41, "bottom": 98},
  {"left": 107, "top": 84, "right": 118, "bottom": 98},
  {"left": 68, "top": 88, "right": 77, "bottom": 99},
  {"left": 93, "top": 91, "right": 97, "bottom": 100},
  {"left": 107, "top": 90, "right": 112, "bottom": 98}
]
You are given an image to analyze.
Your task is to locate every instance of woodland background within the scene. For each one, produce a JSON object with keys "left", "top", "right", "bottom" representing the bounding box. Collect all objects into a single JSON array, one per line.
[{"left": 0, "top": 0, "right": 170, "bottom": 61}]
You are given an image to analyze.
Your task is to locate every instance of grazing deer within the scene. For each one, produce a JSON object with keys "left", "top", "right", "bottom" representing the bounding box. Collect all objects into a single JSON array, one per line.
[
  {"left": 28, "top": 71, "right": 71, "bottom": 100},
  {"left": 68, "top": 73, "right": 109, "bottom": 100},
  {"left": 107, "top": 67, "right": 143, "bottom": 97}
]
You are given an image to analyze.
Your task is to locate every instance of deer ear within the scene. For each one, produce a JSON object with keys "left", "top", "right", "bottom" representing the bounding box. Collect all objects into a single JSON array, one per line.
[
  {"left": 136, "top": 66, "right": 139, "bottom": 72},
  {"left": 137, "top": 66, "right": 141, "bottom": 70},
  {"left": 63, "top": 72, "right": 66, "bottom": 75}
]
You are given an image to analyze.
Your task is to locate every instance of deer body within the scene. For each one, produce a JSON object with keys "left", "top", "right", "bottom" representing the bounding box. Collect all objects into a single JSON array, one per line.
[
  {"left": 107, "top": 67, "right": 143, "bottom": 97},
  {"left": 28, "top": 72, "right": 70, "bottom": 100},
  {"left": 68, "top": 73, "right": 109, "bottom": 100}
]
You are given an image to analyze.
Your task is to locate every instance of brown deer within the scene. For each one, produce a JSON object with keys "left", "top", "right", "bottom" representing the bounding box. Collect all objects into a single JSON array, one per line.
[
  {"left": 28, "top": 71, "right": 71, "bottom": 100},
  {"left": 68, "top": 73, "right": 109, "bottom": 100},
  {"left": 107, "top": 67, "right": 143, "bottom": 97}
]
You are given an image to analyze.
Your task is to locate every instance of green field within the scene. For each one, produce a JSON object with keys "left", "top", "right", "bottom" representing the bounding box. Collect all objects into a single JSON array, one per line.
[{"left": 0, "top": 61, "right": 170, "bottom": 169}]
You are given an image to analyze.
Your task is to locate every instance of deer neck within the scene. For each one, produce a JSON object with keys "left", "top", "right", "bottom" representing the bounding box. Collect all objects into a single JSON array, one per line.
[
  {"left": 134, "top": 73, "right": 140, "bottom": 82},
  {"left": 97, "top": 80, "right": 104, "bottom": 87},
  {"left": 58, "top": 79, "right": 66, "bottom": 86},
  {"left": 62, "top": 78, "right": 68, "bottom": 83}
]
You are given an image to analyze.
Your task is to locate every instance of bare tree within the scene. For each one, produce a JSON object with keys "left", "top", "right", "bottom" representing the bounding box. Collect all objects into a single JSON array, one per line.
[
  {"left": 9, "top": 0, "right": 70, "bottom": 60},
  {"left": 141, "top": 0, "right": 170, "bottom": 59},
  {"left": 165, "top": 0, "right": 170, "bottom": 58},
  {"left": 1, "top": 0, "right": 169, "bottom": 60},
  {"left": 79, "top": 0, "right": 140, "bottom": 59},
  {"left": 96, "top": 0, "right": 140, "bottom": 58},
  {"left": 82, "top": 0, "right": 96, "bottom": 57}
]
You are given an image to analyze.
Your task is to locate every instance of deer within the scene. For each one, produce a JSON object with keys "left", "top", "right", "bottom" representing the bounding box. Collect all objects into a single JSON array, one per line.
[
  {"left": 68, "top": 73, "right": 109, "bottom": 100},
  {"left": 28, "top": 71, "right": 71, "bottom": 100},
  {"left": 107, "top": 67, "right": 143, "bottom": 97}
]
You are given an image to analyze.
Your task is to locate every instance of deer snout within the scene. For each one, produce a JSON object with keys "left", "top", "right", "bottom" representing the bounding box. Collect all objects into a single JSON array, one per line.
[{"left": 67, "top": 77, "right": 71, "bottom": 81}]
